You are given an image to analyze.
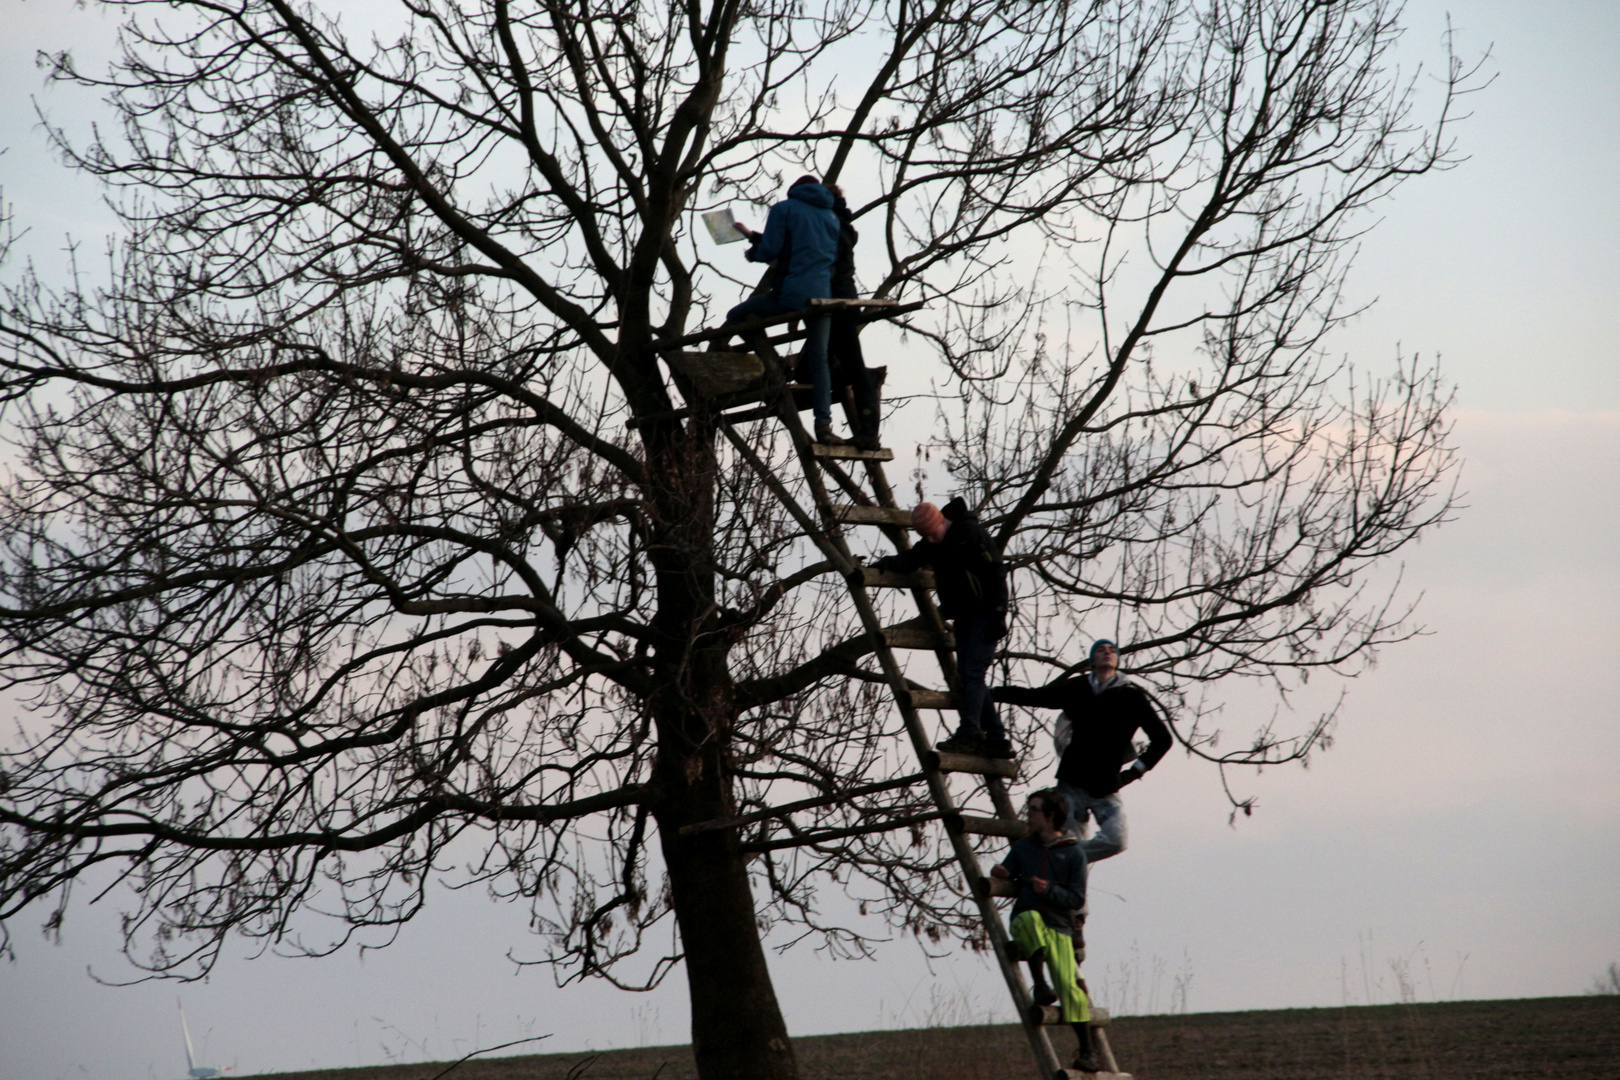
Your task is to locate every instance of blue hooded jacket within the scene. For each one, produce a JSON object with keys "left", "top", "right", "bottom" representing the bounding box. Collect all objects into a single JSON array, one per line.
[{"left": 746, "top": 182, "right": 840, "bottom": 310}]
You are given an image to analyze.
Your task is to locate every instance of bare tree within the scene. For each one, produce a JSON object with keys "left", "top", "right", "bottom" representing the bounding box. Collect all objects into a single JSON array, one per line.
[{"left": 0, "top": 1, "right": 1477, "bottom": 1078}]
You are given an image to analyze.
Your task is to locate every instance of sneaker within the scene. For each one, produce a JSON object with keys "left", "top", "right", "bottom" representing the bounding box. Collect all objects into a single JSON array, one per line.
[
  {"left": 980, "top": 737, "right": 1016, "bottom": 759},
  {"left": 851, "top": 431, "right": 882, "bottom": 451},
  {"left": 814, "top": 423, "right": 847, "bottom": 446},
  {"left": 1072, "top": 1022, "right": 1103, "bottom": 1073},
  {"left": 935, "top": 730, "right": 983, "bottom": 755},
  {"left": 1032, "top": 985, "right": 1059, "bottom": 1006}
]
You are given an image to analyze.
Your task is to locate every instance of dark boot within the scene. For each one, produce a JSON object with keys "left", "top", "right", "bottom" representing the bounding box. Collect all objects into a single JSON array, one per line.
[
  {"left": 979, "top": 733, "right": 1016, "bottom": 759},
  {"left": 935, "top": 728, "right": 984, "bottom": 755},
  {"left": 851, "top": 366, "right": 882, "bottom": 448},
  {"left": 1026, "top": 952, "right": 1057, "bottom": 1006},
  {"left": 1071, "top": 1020, "right": 1102, "bottom": 1073},
  {"left": 814, "top": 422, "right": 847, "bottom": 446}
]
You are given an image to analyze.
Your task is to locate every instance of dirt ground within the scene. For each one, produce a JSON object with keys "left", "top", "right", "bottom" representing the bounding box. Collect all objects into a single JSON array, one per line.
[{"left": 242, "top": 995, "right": 1620, "bottom": 1080}]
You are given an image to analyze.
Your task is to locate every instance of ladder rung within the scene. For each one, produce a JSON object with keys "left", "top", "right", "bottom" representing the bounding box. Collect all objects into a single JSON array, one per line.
[
  {"left": 1054, "top": 1072, "right": 1130, "bottom": 1080},
  {"left": 927, "top": 749, "right": 1018, "bottom": 778},
  {"left": 902, "top": 688, "right": 956, "bottom": 710},
  {"left": 833, "top": 504, "right": 912, "bottom": 526},
  {"left": 811, "top": 443, "right": 894, "bottom": 461},
  {"left": 882, "top": 618, "right": 953, "bottom": 650},
  {"left": 951, "top": 813, "right": 1028, "bottom": 839},
  {"left": 974, "top": 875, "right": 1019, "bottom": 899},
  {"left": 861, "top": 567, "right": 936, "bottom": 590},
  {"left": 1032, "top": 1005, "right": 1113, "bottom": 1027}
]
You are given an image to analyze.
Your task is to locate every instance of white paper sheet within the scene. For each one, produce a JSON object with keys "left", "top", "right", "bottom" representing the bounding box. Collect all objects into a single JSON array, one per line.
[{"left": 702, "top": 208, "right": 747, "bottom": 245}]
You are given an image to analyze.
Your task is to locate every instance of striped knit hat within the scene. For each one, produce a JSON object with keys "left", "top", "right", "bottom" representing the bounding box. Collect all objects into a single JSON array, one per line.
[{"left": 911, "top": 502, "right": 946, "bottom": 537}]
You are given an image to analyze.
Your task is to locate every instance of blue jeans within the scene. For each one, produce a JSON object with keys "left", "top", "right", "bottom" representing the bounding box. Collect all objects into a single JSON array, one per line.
[
  {"left": 953, "top": 612, "right": 1009, "bottom": 745},
  {"left": 1056, "top": 782, "right": 1126, "bottom": 864},
  {"left": 725, "top": 295, "right": 833, "bottom": 426}
]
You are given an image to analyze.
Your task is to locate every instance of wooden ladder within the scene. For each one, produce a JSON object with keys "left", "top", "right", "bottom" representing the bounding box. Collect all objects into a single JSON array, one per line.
[{"left": 662, "top": 306, "right": 1128, "bottom": 1080}]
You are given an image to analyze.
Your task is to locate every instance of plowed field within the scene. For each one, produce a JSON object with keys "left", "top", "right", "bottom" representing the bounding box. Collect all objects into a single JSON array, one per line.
[{"left": 242, "top": 995, "right": 1620, "bottom": 1080}]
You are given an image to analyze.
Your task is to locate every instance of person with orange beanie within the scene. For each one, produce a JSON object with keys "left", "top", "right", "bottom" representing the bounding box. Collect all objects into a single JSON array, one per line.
[{"left": 873, "top": 497, "right": 1012, "bottom": 757}]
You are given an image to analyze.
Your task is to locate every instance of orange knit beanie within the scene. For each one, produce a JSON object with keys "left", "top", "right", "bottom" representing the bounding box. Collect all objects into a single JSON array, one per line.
[{"left": 911, "top": 502, "right": 945, "bottom": 536}]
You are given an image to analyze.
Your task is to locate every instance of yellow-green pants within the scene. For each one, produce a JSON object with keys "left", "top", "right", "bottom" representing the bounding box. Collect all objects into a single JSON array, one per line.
[{"left": 1010, "top": 910, "right": 1090, "bottom": 1023}]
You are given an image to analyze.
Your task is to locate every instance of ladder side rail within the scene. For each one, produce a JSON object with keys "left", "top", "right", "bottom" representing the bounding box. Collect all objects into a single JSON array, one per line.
[{"left": 729, "top": 344, "right": 1063, "bottom": 1080}]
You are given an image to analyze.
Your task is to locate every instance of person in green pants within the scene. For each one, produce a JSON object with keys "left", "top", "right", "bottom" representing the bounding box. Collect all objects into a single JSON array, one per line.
[{"left": 991, "top": 789, "right": 1103, "bottom": 1072}]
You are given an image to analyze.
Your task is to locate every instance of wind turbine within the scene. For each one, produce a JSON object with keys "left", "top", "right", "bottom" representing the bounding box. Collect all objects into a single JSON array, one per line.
[{"left": 176, "top": 998, "right": 227, "bottom": 1080}]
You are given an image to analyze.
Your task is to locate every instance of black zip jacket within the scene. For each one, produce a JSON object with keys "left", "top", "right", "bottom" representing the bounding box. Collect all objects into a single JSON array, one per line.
[
  {"left": 993, "top": 677, "right": 1171, "bottom": 796},
  {"left": 832, "top": 195, "right": 858, "bottom": 299},
  {"left": 997, "top": 833, "right": 1087, "bottom": 936},
  {"left": 873, "top": 498, "right": 1008, "bottom": 633}
]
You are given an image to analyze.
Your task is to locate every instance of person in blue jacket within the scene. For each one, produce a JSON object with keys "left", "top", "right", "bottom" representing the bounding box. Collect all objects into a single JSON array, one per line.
[{"left": 727, "top": 176, "right": 844, "bottom": 444}]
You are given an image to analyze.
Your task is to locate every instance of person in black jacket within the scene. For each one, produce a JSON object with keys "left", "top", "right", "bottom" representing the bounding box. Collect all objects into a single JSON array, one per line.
[
  {"left": 874, "top": 498, "right": 1013, "bottom": 758},
  {"left": 992, "top": 639, "right": 1171, "bottom": 863},
  {"left": 826, "top": 184, "right": 882, "bottom": 449}
]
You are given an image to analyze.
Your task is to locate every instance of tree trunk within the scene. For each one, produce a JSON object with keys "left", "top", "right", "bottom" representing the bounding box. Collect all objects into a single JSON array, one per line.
[
  {"left": 642, "top": 407, "right": 799, "bottom": 1080},
  {"left": 658, "top": 795, "right": 798, "bottom": 1080}
]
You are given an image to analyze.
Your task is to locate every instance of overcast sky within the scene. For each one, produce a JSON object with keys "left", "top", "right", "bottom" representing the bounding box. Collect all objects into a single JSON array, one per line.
[{"left": 2, "top": 1, "right": 1617, "bottom": 1079}]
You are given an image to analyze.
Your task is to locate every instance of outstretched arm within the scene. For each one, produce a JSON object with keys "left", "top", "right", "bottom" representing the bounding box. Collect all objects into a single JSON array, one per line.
[
  {"left": 992, "top": 681, "right": 1083, "bottom": 711},
  {"left": 873, "top": 543, "right": 931, "bottom": 575},
  {"left": 746, "top": 201, "right": 789, "bottom": 264}
]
